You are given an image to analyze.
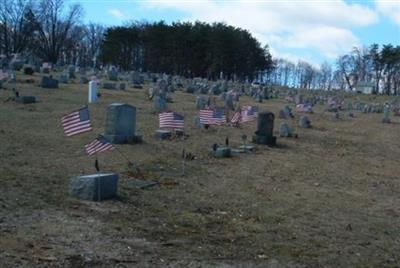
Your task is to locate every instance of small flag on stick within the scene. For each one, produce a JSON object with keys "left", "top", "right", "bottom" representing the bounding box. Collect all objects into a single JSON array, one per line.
[
  {"left": 199, "top": 108, "right": 226, "bottom": 125},
  {"left": 159, "top": 112, "right": 185, "bottom": 130},
  {"left": 61, "top": 107, "right": 92, "bottom": 137},
  {"left": 85, "top": 135, "right": 114, "bottom": 156}
]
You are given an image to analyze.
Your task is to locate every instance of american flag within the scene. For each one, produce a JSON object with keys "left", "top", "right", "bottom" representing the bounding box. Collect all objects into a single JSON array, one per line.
[
  {"left": 199, "top": 108, "right": 226, "bottom": 125},
  {"left": 159, "top": 112, "right": 185, "bottom": 130},
  {"left": 85, "top": 135, "right": 114, "bottom": 156},
  {"left": 61, "top": 107, "right": 92, "bottom": 137},
  {"left": 0, "top": 70, "right": 9, "bottom": 80},
  {"left": 230, "top": 111, "right": 241, "bottom": 123},
  {"left": 241, "top": 105, "right": 258, "bottom": 123}
]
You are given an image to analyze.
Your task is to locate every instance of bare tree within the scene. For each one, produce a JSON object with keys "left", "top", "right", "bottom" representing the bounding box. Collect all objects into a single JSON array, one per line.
[{"left": 34, "top": 0, "right": 82, "bottom": 63}]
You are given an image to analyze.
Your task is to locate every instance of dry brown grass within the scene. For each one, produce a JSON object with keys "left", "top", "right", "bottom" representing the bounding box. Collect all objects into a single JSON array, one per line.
[{"left": 0, "top": 72, "right": 399, "bottom": 267}]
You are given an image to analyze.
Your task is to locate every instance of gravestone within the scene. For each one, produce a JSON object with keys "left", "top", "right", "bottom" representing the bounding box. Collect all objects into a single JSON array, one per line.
[
  {"left": 154, "top": 129, "right": 172, "bottom": 140},
  {"left": 153, "top": 96, "right": 167, "bottom": 112},
  {"left": 68, "top": 65, "right": 76, "bottom": 79},
  {"left": 130, "top": 71, "right": 143, "bottom": 85},
  {"left": 108, "top": 67, "right": 118, "bottom": 81},
  {"left": 23, "top": 66, "right": 34, "bottom": 75},
  {"left": 69, "top": 173, "right": 119, "bottom": 201},
  {"left": 103, "top": 82, "right": 116, "bottom": 90},
  {"left": 381, "top": 104, "right": 391, "bottom": 123},
  {"left": 11, "top": 61, "right": 23, "bottom": 71},
  {"left": 225, "top": 95, "right": 235, "bottom": 111},
  {"left": 279, "top": 122, "right": 292, "bottom": 137},
  {"left": 252, "top": 112, "right": 276, "bottom": 146},
  {"left": 299, "top": 115, "right": 311, "bottom": 128},
  {"left": 211, "top": 146, "right": 232, "bottom": 158},
  {"left": 104, "top": 103, "right": 140, "bottom": 144},
  {"left": 88, "top": 81, "right": 97, "bottom": 103},
  {"left": 192, "top": 115, "right": 202, "bottom": 128},
  {"left": 279, "top": 105, "right": 292, "bottom": 119},
  {"left": 196, "top": 96, "right": 207, "bottom": 110},
  {"left": 186, "top": 85, "right": 196, "bottom": 94},
  {"left": 15, "top": 96, "right": 36, "bottom": 104},
  {"left": 59, "top": 73, "right": 69, "bottom": 84},
  {"left": 79, "top": 76, "right": 89, "bottom": 84},
  {"left": 119, "top": 83, "right": 126, "bottom": 90},
  {"left": 40, "top": 76, "right": 59, "bottom": 88}
]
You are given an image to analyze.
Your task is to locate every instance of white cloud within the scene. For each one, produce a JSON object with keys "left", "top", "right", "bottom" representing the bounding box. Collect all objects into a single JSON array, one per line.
[
  {"left": 108, "top": 9, "right": 125, "bottom": 19},
  {"left": 139, "top": 0, "right": 378, "bottom": 61},
  {"left": 375, "top": 0, "right": 400, "bottom": 25}
]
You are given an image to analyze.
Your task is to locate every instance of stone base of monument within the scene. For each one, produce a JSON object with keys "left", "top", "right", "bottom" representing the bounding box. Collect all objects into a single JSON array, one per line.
[
  {"left": 69, "top": 173, "right": 118, "bottom": 201},
  {"left": 15, "top": 96, "right": 36, "bottom": 104},
  {"left": 252, "top": 135, "right": 276, "bottom": 147},
  {"left": 210, "top": 147, "right": 232, "bottom": 158},
  {"left": 105, "top": 133, "right": 142, "bottom": 144},
  {"left": 103, "top": 83, "right": 117, "bottom": 90},
  {"left": 154, "top": 129, "right": 172, "bottom": 140},
  {"left": 381, "top": 118, "right": 391, "bottom": 124},
  {"left": 239, "top": 145, "right": 255, "bottom": 152}
]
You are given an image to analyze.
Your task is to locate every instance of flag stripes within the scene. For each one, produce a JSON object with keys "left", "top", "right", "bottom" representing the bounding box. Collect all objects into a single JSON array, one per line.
[
  {"left": 61, "top": 107, "right": 92, "bottom": 137},
  {"left": 85, "top": 135, "right": 114, "bottom": 156},
  {"left": 159, "top": 112, "right": 185, "bottom": 130}
]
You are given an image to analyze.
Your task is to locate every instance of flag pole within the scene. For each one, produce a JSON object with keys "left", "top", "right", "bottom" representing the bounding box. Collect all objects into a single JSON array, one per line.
[
  {"left": 95, "top": 153, "right": 101, "bottom": 202},
  {"left": 99, "top": 135, "right": 139, "bottom": 173}
]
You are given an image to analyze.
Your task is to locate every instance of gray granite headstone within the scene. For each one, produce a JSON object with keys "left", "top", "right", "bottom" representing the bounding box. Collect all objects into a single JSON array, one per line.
[
  {"left": 153, "top": 96, "right": 167, "bottom": 112},
  {"left": 40, "top": 76, "right": 59, "bottom": 88},
  {"left": 68, "top": 65, "right": 76, "bottom": 79},
  {"left": 104, "top": 103, "right": 137, "bottom": 144},
  {"left": 382, "top": 104, "right": 391, "bottom": 123},
  {"left": 103, "top": 82, "right": 117, "bottom": 90},
  {"left": 252, "top": 112, "right": 276, "bottom": 146},
  {"left": 15, "top": 96, "right": 36, "bottom": 104},
  {"left": 108, "top": 68, "right": 118, "bottom": 81},
  {"left": 59, "top": 73, "right": 69, "bottom": 84},
  {"left": 196, "top": 96, "right": 207, "bottom": 110},
  {"left": 279, "top": 122, "right": 292, "bottom": 137},
  {"left": 69, "top": 173, "right": 118, "bottom": 201},
  {"left": 192, "top": 115, "right": 202, "bottom": 128},
  {"left": 119, "top": 83, "right": 126, "bottom": 90},
  {"left": 299, "top": 115, "right": 311, "bottom": 128}
]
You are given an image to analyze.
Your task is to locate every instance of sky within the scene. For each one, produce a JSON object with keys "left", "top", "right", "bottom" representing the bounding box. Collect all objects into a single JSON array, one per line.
[{"left": 75, "top": 0, "right": 400, "bottom": 66}]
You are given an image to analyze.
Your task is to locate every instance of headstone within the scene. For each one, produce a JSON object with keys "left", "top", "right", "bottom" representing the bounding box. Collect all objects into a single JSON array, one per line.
[
  {"left": 225, "top": 95, "right": 235, "bottom": 111},
  {"left": 79, "top": 76, "right": 88, "bottom": 84},
  {"left": 299, "top": 115, "right": 311, "bottom": 128},
  {"left": 153, "top": 96, "right": 167, "bottom": 112},
  {"left": 59, "top": 73, "right": 69, "bottom": 84},
  {"left": 104, "top": 103, "right": 140, "bottom": 144},
  {"left": 154, "top": 129, "right": 172, "bottom": 140},
  {"left": 192, "top": 115, "right": 202, "bottom": 128},
  {"left": 108, "top": 67, "right": 118, "bottom": 81},
  {"left": 103, "top": 82, "right": 116, "bottom": 90},
  {"left": 119, "top": 83, "right": 126, "bottom": 90},
  {"left": 88, "top": 81, "right": 97, "bottom": 103},
  {"left": 40, "top": 76, "right": 59, "bottom": 88},
  {"left": 381, "top": 104, "right": 391, "bottom": 123},
  {"left": 252, "top": 112, "right": 276, "bottom": 146},
  {"left": 69, "top": 173, "right": 119, "bottom": 201},
  {"left": 15, "top": 96, "right": 36, "bottom": 104},
  {"left": 195, "top": 96, "right": 207, "bottom": 110},
  {"left": 23, "top": 66, "right": 34, "bottom": 75},
  {"left": 68, "top": 65, "right": 76, "bottom": 79},
  {"left": 11, "top": 61, "right": 23, "bottom": 71},
  {"left": 279, "top": 122, "right": 292, "bottom": 137},
  {"left": 211, "top": 147, "right": 232, "bottom": 158},
  {"left": 186, "top": 85, "right": 196, "bottom": 94},
  {"left": 279, "top": 105, "right": 292, "bottom": 119}
]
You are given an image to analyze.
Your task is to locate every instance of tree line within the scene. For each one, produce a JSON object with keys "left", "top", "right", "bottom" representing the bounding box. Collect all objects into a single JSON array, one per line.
[
  {"left": 268, "top": 44, "right": 400, "bottom": 95},
  {"left": 1, "top": 0, "right": 398, "bottom": 93},
  {"left": 100, "top": 21, "right": 273, "bottom": 80}
]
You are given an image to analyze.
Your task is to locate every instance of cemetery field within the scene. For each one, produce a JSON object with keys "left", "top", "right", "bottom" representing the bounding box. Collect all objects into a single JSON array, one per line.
[{"left": 1, "top": 74, "right": 400, "bottom": 267}]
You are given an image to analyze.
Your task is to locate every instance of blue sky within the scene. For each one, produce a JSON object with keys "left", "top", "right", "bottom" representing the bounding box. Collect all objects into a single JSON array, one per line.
[{"left": 76, "top": 0, "right": 399, "bottom": 66}]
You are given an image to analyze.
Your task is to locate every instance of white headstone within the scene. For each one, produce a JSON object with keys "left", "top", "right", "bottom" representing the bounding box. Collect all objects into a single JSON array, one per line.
[{"left": 88, "top": 81, "right": 97, "bottom": 103}]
